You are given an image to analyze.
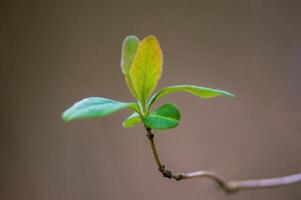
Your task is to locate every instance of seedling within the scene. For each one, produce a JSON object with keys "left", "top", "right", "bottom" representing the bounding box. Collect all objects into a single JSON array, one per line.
[
  {"left": 62, "top": 35, "right": 234, "bottom": 128},
  {"left": 62, "top": 35, "right": 301, "bottom": 193}
]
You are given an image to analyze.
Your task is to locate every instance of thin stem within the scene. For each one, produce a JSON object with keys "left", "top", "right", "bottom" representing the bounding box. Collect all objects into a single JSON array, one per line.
[
  {"left": 145, "top": 126, "right": 173, "bottom": 178},
  {"left": 145, "top": 127, "right": 301, "bottom": 193},
  {"left": 146, "top": 127, "right": 162, "bottom": 168}
]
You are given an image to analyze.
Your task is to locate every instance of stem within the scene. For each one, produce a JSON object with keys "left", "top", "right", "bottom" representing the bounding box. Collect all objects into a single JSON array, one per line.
[
  {"left": 146, "top": 127, "right": 162, "bottom": 168},
  {"left": 145, "top": 127, "right": 301, "bottom": 193},
  {"left": 145, "top": 126, "right": 173, "bottom": 178}
]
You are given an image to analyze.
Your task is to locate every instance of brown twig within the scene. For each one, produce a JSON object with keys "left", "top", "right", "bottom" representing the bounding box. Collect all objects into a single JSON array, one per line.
[{"left": 145, "top": 127, "right": 301, "bottom": 193}]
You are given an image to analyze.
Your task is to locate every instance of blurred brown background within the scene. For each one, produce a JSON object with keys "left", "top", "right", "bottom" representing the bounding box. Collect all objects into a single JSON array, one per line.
[{"left": 1, "top": 0, "right": 301, "bottom": 199}]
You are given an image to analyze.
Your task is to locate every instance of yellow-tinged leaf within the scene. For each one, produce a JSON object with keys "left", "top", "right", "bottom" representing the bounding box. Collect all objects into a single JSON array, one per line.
[
  {"left": 125, "top": 75, "right": 137, "bottom": 98},
  {"left": 130, "top": 35, "right": 163, "bottom": 105}
]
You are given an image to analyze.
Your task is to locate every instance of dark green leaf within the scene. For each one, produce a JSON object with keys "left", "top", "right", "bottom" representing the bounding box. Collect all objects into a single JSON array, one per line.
[
  {"left": 143, "top": 103, "right": 180, "bottom": 130},
  {"left": 62, "top": 97, "right": 138, "bottom": 122}
]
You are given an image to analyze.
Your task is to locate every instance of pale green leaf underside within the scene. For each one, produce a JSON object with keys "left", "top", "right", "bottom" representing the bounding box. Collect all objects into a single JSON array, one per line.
[
  {"left": 149, "top": 85, "right": 235, "bottom": 107},
  {"left": 62, "top": 97, "right": 138, "bottom": 122},
  {"left": 122, "top": 112, "right": 141, "bottom": 128},
  {"left": 143, "top": 103, "right": 180, "bottom": 130},
  {"left": 130, "top": 35, "right": 163, "bottom": 105}
]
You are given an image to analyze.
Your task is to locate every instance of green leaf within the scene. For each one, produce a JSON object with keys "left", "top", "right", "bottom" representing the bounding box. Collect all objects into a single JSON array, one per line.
[
  {"left": 121, "top": 36, "right": 140, "bottom": 98},
  {"left": 62, "top": 97, "right": 138, "bottom": 122},
  {"left": 149, "top": 85, "right": 235, "bottom": 107},
  {"left": 122, "top": 112, "right": 141, "bottom": 128},
  {"left": 143, "top": 103, "right": 180, "bottom": 130},
  {"left": 130, "top": 35, "right": 163, "bottom": 105},
  {"left": 121, "top": 35, "right": 140, "bottom": 74}
]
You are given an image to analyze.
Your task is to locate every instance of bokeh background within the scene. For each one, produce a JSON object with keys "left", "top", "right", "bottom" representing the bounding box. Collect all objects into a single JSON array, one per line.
[{"left": 1, "top": 0, "right": 301, "bottom": 199}]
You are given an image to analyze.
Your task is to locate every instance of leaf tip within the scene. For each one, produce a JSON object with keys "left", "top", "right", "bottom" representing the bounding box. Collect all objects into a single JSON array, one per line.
[
  {"left": 122, "top": 122, "right": 127, "bottom": 128},
  {"left": 143, "top": 35, "right": 162, "bottom": 50},
  {"left": 122, "top": 35, "right": 140, "bottom": 50},
  {"left": 62, "top": 111, "right": 71, "bottom": 122},
  {"left": 144, "top": 34, "right": 158, "bottom": 41},
  {"left": 224, "top": 91, "right": 237, "bottom": 99},
  {"left": 124, "top": 35, "right": 139, "bottom": 41},
  {"left": 122, "top": 121, "right": 132, "bottom": 128}
]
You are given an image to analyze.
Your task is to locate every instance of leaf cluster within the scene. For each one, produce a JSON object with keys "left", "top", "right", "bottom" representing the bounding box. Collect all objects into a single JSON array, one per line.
[{"left": 63, "top": 35, "right": 235, "bottom": 130}]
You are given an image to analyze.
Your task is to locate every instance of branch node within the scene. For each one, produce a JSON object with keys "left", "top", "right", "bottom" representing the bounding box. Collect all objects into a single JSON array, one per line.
[
  {"left": 159, "top": 165, "right": 173, "bottom": 178},
  {"left": 146, "top": 131, "right": 154, "bottom": 139}
]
